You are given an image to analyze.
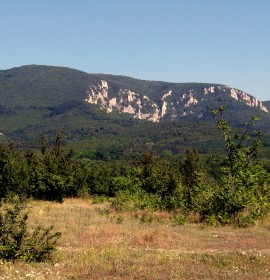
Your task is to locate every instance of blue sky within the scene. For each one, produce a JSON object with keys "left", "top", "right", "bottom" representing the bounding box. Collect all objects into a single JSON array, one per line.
[{"left": 1, "top": 0, "right": 270, "bottom": 101}]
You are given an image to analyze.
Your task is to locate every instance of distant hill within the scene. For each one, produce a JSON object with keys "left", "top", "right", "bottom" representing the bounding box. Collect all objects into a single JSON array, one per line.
[{"left": 1, "top": 65, "right": 270, "bottom": 157}]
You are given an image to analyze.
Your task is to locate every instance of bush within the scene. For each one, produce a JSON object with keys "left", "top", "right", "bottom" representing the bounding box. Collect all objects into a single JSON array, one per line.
[
  {"left": 92, "top": 195, "right": 108, "bottom": 204},
  {"left": 172, "top": 214, "right": 187, "bottom": 225},
  {"left": 206, "top": 108, "right": 270, "bottom": 226},
  {"left": 111, "top": 189, "right": 161, "bottom": 212},
  {"left": 0, "top": 196, "right": 61, "bottom": 262},
  {"left": 139, "top": 212, "right": 154, "bottom": 223}
]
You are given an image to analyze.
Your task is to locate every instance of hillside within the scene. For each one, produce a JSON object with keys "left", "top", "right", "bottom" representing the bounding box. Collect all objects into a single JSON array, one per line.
[{"left": 1, "top": 65, "right": 270, "bottom": 156}]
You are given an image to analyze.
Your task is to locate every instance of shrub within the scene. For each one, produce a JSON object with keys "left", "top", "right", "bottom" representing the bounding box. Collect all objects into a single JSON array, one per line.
[
  {"left": 0, "top": 196, "right": 61, "bottom": 262},
  {"left": 139, "top": 212, "right": 154, "bottom": 223},
  {"left": 206, "top": 107, "right": 270, "bottom": 226},
  {"left": 92, "top": 195, "right": 108, "bottom": 204},
  {"left": 172, "top": 214, "right": 187, "bottom": 225},
  {"left": 111, "top": 189, "right": 160, "bottom": 212}
]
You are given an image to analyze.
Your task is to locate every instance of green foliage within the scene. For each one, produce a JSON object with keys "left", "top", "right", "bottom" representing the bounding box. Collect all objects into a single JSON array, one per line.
[
  {"left": 115, "top": 216, "right": 124, "bottom": 224},
  {"left": 0, "top": 134, "right": 89, "bottom": 202},
  {"left": 172, "top": 214, "right": 187, "bottom": 225},
  {"left": 181, "top": 148, "right": 204, "bottom": 211},
  {"left": 27, "top": 133, "right": 88, "bottom": 201},
  {"left": 112, "top": 166, "right": 142, "bottom": 193},
  {"left": 86, "top": 160, "right": 122, "bottom": 196},
  {"left": 139, "top": 212, "right": 154, "bottom": 223},
  {"left": 109, "top": 153, "right": 187, "bottom": 212},
  {"left": 92, "top": 195, "right": 108, "bottom": 204},
  {"left": 140, "top": 152, "right": 181, "bottom": 202},
  {"left": 203, "top": 108, "right": 270, "bottom": 225},
  {"left": 112, "top": 189, "right": 161, "bottom": 212},
  {"left": 0, "top": 102, "right": 269, "bottom": 227},
  {"left": 0, "top": 196, "right": 61, "bottom": 262},
  {"left": 0, "top": 143, "right": 26, "bottom": 198}
]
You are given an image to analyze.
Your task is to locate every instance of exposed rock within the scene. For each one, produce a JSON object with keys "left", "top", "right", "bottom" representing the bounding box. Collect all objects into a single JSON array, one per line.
[
  {"left": 85, "top": 80, "right": 269, "bottom": 122},
  {"left": 203, "top": 85, "right": 269, "bottom": 113},
  {"left": 85, "top": 80, "right": 163, "bottom": 122},
  {"left": 204, "top": 86, "right": 215, "bottom": 95},
  {"left": 161, "top": 91, "right": 172, "bottom": 117}
]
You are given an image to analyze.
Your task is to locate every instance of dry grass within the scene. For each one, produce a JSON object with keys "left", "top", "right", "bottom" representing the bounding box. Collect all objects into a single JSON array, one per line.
[{"left": 0, "top": 198, "right": 269, "bottom": 279}]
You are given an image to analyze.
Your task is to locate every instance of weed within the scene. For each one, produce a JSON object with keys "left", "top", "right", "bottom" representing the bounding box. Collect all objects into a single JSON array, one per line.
[
  {"left": 91, "top": 195, "right": 108, "bottom": 205},
  {"left": 172, "top": 214, "right": 187, "bottom": 225},
  {"left": 140, "top": 212, "right": 154, "bottom": 223},
  {"left": 116, "top": 216, "right": 124, "bottom": 224}
]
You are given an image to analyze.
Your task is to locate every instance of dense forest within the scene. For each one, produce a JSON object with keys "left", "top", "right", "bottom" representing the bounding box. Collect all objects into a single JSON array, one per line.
[{"left": 1, "top": 108, "right": 269, "bottom": 228}]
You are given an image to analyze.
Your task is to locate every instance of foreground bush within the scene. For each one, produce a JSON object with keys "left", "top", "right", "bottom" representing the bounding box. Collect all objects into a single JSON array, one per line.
[
  {"left": 0, "top": 196, "right": 61, "bottom": 262},
  {"left": 204, "top": 108, "right": 270, "bottom": 226}
]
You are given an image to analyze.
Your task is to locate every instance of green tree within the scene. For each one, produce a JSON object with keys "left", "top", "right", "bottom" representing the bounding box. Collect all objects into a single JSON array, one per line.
[
  {"left": 208, "top": 107, "right": 270, "bottom": 225},
  {"left": 181, "top": 148, "right": 203, "bottom": 210},
  {"left": 28, "top": 133, "right": 87, "bottom": 201},
  {"left": 0, "top": 143, "right": 29, "bottom": 198},
  {"left": 140, "top": 152, "right": 181, "bottom": 209}
]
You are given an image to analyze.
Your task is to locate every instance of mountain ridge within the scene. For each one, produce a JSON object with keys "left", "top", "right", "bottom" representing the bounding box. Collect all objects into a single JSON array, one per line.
[
  {"left": 1, "top": 65, "right": 270, "bottom": 155},
  {"left": 1, "top": 65, "right": 268, "bottom": 119}
]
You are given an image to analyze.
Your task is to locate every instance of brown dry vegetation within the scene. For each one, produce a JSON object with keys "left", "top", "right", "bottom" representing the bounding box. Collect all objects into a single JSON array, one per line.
[{"left": 0, "top": 198, "right": 270, "bottom": 280}]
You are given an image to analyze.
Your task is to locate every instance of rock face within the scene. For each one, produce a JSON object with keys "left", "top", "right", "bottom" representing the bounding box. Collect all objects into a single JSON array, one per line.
[
  {"left": 85, "top": 80, "right": 269, "bottom": 122},
  {"left": 204, "top": 85, "right": 268, "bottom": 113},
  {"left": 85, "top": 80, "right": 166, "bottom": 122}
]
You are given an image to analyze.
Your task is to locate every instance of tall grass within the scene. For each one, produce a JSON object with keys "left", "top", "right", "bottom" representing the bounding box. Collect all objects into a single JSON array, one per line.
[{"left": 0, "top": 198, "right": 269, "bottom": 279}]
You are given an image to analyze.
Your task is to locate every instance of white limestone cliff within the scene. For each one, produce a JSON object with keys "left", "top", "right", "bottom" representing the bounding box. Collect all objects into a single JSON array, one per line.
[
  {"left": 85, "top": 80, "right": 269, "bottom": 123},
  {"left": 161, "top": 91, "right": 172, "bottom": 117},
  {"left": 85, "top": 80, "right": 163, "bottom": 122},
  {"left": 203, "top": 86, "right": 268, "bottom": 113}
]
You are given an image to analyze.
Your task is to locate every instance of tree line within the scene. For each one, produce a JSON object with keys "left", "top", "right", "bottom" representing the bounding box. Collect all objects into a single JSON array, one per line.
[{"left": 0, "top": 109, "right": 270, "bottom": 226}]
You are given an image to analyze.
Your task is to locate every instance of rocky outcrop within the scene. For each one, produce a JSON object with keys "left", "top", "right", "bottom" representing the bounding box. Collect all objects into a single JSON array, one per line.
[
  {"left": 180, "top": 91, "right": 199, "bottom": 107},
  {"left": 203, "top": 85, "right": 268, "bottom": 113},
  {"left": 85, "top": 80, "right": 162, "bottom": 122},
  {"left": 85, "top": 80, "right": 269, "bottom": 122}
]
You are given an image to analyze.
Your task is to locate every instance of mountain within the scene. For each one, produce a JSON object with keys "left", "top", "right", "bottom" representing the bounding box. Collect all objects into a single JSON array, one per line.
[{"left": 1, "top": 65, "right": 270, "bottom": 157}]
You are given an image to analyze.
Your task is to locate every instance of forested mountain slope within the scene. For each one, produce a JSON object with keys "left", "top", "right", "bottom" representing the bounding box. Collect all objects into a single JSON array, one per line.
[{"left": 1, "top": 65, "right": 270, "bottom": 156}]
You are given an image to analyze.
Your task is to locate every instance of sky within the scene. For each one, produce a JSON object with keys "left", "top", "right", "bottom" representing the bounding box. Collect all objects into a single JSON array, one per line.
[{"left": 1, "top": 0, "right": 270, "bottom": 101}]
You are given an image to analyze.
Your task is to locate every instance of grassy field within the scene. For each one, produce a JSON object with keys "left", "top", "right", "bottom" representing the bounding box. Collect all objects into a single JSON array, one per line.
[{"left": 0, "top": 198, "right": 269, "bottom": 280}]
